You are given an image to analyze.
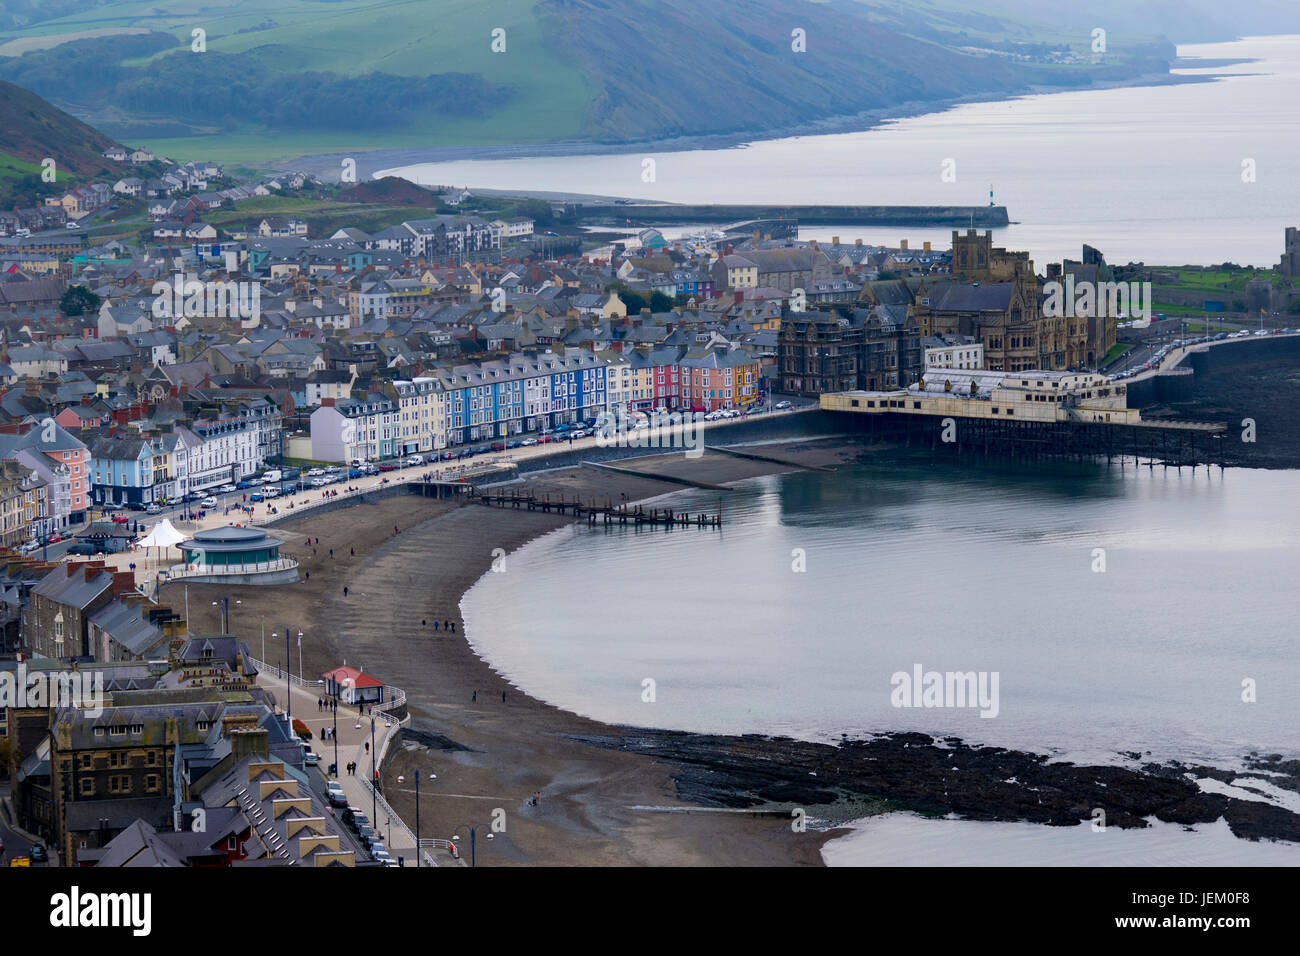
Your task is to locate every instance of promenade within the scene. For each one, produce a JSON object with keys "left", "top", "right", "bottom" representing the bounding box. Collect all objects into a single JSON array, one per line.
[{"left": 249, "top": 656, "right": 456, "bottom": 867}]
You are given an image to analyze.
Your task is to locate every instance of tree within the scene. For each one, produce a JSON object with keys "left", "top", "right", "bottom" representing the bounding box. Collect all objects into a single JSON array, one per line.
[
  {"left": 649, "top": 291, "right": 674, "bottom": 312},
  {"left": 60, "top": 285, "right": 101, "bottom": 317}
]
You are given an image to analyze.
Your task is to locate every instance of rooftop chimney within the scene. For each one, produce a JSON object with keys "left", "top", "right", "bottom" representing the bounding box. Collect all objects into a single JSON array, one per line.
[{"left": 900, "top": 239, "right": 909, "bottom": 251}]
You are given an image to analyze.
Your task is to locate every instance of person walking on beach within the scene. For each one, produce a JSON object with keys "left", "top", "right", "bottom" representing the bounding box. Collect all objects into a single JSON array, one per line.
[
  {"left": 330, "top": 548, "right": 334, "bottom": 559},
  {"left": 443, "top": 620, "right": 449, "bottom": 631},
  {"left": 472, "top": 690, "right": 477, "bottom": 702},
  {"left": 433, "top": 620, "right": 439, "bottom": 631},
  {"left": 350, "top": 547, "right": 355, "bottom": 556},
  {"left": 343, "top": 585, "right": 348, "bottom": 597},
  {"left": 502, "top": 690, "right": 506, "bottom": 703}
]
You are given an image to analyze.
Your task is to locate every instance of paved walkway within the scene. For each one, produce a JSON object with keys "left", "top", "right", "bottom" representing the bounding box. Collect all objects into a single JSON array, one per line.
[{"left": 253, "top": 663, "right": 452, "bottom": 867}]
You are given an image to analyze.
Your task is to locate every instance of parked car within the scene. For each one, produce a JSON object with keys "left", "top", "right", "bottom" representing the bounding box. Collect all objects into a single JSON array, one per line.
[
  {"left": 372, "top": 849, "right": 393, "bottom": 864},
  {"left": 569, "top": 429, "right": 588, "bottom": 439},
  {"left": 775, "top": 400, "right": 793, "bottom": 410},
  {"left": 536, "top": 435, "right": 553, "bottom": 444},
  {"left": 328, "top": 790, "right": 348, "bottom": 808},
  {"left": 343, "top": 807, "right": 364, "bottom": 827},
  {"left": 249, "top": 492, "right": 265, "bottom": 502},
  {"left": 111, "top": 514, "right": 129, "bottom": 524},
  {"left": 217, "top": 484, "right": 237, "bottom": 494},
  {"left": 506, "top": 440, "right": 521, "bottom": 449},
  {"left": 48, "top": 534, "right": 62, "bottom": 544},
  {"left": 491, "top": 441, "right": 507, "bottom": 451},
  {"left": 475, "top": 445, "right": 492, "bottom": 455},
  {"left": 350, "top": 812, "right": 371, "bottom": 831},
  {"left": 369, "top": 842, "right": 388, "bottom": 859},
  {"left": 405, "top": 455, "right": 423, "bottom": 466},
  {"left": 144, "top": 503, "right": 162, "bottom": 514},
  {"left": 355, "top": 824, "right": 375, "bottom": 843},
  {"left": 264, "top": 487, "right": 281, "bottom": 498},
  {"left": 29, "top": 844, "right": 47, "bottom": 863},
  {"left": 377, "top": 463, "right": 396, "bottom": 472},
  {"left": 519, "top": 437, "right": 537, "bottom": 446},
  {"left": 201, "top": 497, "right": 219, "bottom": 508},
  {"left": 307, "top": 468, "right": 324, "bottom": 477}
]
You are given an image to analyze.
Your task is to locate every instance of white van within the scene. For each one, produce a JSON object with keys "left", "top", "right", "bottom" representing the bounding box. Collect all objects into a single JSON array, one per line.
[{"left": 262, "top": 469, "right": 282, "bottom": 483}]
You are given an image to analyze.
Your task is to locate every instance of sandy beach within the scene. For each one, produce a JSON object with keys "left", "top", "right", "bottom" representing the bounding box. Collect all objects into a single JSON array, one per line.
[{"left": 168, "top": 442, "right": 860, "bottom": 866}]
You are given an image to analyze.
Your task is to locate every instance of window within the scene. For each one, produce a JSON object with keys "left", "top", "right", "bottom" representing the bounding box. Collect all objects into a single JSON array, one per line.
[
  {"left": 145, "top": 775, "right": 160, "bottom": 793},
  {"left": 80, "top": 778, "right": 94, "bottom": 796}
]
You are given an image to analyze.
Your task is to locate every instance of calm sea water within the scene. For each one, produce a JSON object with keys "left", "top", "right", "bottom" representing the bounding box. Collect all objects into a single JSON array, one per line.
[
  {"left": 382, "top": 35, "right": 1300, "bottom": 267},
  {"left": 461, "top": 456, "right": 1299, "bottom": 766}
]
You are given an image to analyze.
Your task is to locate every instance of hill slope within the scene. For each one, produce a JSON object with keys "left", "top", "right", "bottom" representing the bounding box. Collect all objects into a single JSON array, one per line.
[
  {"left": 0, "top": 0, "right": 1267, "bottom": 162},
  {"left": 0, "top": 76, "right": 125, "bottom": 175}
]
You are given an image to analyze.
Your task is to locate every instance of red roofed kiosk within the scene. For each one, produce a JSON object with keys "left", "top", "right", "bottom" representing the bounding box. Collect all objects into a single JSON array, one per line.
[{"left": 322, "top": 665, "right": 386, "bottom": 706}]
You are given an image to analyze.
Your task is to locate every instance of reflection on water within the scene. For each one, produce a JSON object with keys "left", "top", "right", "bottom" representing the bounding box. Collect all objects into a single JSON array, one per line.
[{"left": 461, "top": 455, "right": 1300, "bottom": 765}]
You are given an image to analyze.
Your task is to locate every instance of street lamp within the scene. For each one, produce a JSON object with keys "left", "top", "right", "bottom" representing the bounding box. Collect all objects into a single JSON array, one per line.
[
  {"left": 297, "top": 631, "right": 303, "bottom": 687},
  {"left": 396, "top": 771, "right": 436, "bottom": 867},
  {"left": 211, "top": 597, "right": 241, "bottom": 634},
  {"left": 450, "top": 822, "right": 492, "bottom": 867}
]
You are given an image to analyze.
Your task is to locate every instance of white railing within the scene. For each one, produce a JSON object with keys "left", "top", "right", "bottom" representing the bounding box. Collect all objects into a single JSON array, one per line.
[{"left": 164, "top": 557, "right": 299, "bottom": 580}]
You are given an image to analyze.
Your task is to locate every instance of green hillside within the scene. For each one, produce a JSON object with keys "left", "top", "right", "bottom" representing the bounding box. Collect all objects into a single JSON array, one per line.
[{"left": 0, "top": 0, "right": 1227, "bottom": 164}]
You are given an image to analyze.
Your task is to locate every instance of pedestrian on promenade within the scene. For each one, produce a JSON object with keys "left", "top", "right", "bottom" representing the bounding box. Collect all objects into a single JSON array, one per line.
[
  {"left": 330, "top": 548, "right": 334, "bottom": 558},
  {"left": 472, "top": 690, "right": 477, "bottom": 702},
  {"left": 451, "top": 622, "right": 456, "bottom": 633},
  {"left": 433, "top": 620, "right": 439, "bottom": 631},
  {"left": 364, "top": 741, "right": 369, "bottom": 754},
  {"left": 443, "top": 620, "right": 449, "bottom": 630},
  {"left": 502, "top": 690, "right": 506, "bottom": 703},
  {"left": 343, "top": 586, "right": 348, "bottom": 596},
  {"left": 350, "top": 547, "right": 355, "bottom": 556},
  {"left": 305, "top": 571, "right": 310, "bottom": 581},
  {"left": 394, "top": 524, "right": 399, "bottom": 534}
]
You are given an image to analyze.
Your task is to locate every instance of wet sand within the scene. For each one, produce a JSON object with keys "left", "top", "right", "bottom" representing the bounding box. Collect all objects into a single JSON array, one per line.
[{"left": 169, "top": 448, "right": 842, "bottom": 865}]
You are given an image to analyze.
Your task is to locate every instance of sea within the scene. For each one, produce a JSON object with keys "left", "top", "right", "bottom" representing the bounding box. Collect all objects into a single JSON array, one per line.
[
  {"left": 380, "top": 34, "right": 1300, "bottom": 269},
  {"left": 444, "top": 35, "right": 1300, "bottom": 865}
]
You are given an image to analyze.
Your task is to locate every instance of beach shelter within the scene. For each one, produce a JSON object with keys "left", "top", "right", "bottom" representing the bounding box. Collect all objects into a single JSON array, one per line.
[
  {"left": 137, "top": 518, "right": 187, "bottom": 579},
  {"left": 137, "top": 518, "right": 186, "bottom": 550}
]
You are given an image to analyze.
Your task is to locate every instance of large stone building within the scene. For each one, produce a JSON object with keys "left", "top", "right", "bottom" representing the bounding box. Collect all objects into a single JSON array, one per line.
[
  {"left": 909, "top": 231, "right": 1112, "bottom": 372},
  {"left": 779, "top": 305, "right": 923, "bottom": 396}
]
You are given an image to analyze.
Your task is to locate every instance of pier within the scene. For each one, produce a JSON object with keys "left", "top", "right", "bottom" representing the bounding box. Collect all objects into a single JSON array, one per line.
[{"left": 467, "top": 488, "right": 722, "bottom": 528}]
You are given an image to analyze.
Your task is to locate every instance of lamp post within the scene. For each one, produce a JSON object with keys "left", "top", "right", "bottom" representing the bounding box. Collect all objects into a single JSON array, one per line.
[
  {"left": 285, "top": 625, "right": 292, "bottom": 729},
  {"left": 297, "top": 631, "right": 303, "bottom": 687},
  {"left": 451, "top": 824, "right": 482, "bottom": 867},
  {"left": 396, "top": 771, "right": 436, "bottom": 867},
  {"left": 331, "top": 679, "right": 339, "bottom": 777},
  {"left": 369, "top": 715, "right": 377, "bottom": 825},
  {"left": 211, "top": 596, "right": 240, "bottom": 634},
  {"left": 261, "top": 615, "right": 265, "bottom": 663}
]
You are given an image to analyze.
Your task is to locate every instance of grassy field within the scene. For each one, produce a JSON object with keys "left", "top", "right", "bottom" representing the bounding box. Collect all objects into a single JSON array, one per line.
[
  {"left": 1158, "top": 268, "right": 1283, "bottom": 291},
  {"left": 0, "top": 149, "right": 70, "bottom": 185}
]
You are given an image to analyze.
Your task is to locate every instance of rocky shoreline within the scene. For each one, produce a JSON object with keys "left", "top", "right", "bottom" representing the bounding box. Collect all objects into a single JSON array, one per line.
[{"left": 579, "top": 730, "right": 1300, "bottom": 844}]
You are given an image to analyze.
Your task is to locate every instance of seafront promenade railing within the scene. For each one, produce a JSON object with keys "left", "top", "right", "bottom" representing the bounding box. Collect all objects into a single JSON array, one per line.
[{"left": 163, "top": 556, "right": 299, "bottom": 580}]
